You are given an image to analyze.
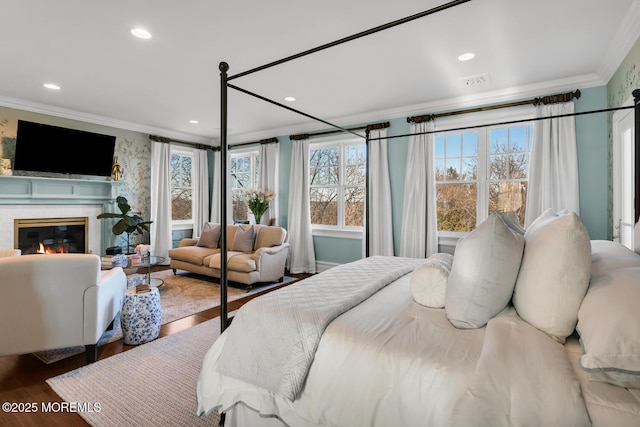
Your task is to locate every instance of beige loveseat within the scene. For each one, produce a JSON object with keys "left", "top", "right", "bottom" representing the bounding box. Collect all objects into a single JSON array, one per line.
[{"left": 168, "top": 224, "right": 290, "bottom": 287}]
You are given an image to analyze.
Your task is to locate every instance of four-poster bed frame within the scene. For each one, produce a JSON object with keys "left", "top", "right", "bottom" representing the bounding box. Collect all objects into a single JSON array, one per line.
[
  {"left": 196, "top": 3, "right": 640, "bottom": 425},
  {"left": 218, "top": 0, "right": 474, "bottom": 330},
  {"left": 215, "top": 0, "right": 640, "bottom": 335}
]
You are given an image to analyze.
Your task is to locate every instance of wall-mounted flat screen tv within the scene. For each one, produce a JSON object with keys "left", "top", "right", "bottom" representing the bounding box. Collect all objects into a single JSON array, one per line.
[{"left": 13, "top": 120, "right": 116, "bottom": 177}]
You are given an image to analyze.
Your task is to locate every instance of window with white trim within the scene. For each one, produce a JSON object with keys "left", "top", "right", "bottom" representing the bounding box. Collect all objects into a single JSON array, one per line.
[
  {"left": 170, "top": 146, "right": 194, "bottom": 228},
  {"left": 230, "top": 149, "right": 260, "bottom": 222},
  {"left": 435, "top": 116, "right": 532, "bottom": 233},
  {"left": 309, "top": 136, "right": 366, "bottom": 233}
]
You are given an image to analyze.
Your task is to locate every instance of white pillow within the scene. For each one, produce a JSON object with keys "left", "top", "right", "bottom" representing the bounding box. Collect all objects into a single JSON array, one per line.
[
  {"left": 410, "top": 253, "right": 453, "bottom": 308},
  {"left": 577, "top": 266, "right": 640, "bottom": 389},
  {"left": 590, "top": 239, "right": 640, "bottom": 275},
  {"left": 445, "top": 214, "right": 525, "bottom": 329},
  {"left": 499, "top": 211, "right": 525, "bottom": 235},
  {"left": 512, "top": 211, "right": 591, "bottom": 343}
]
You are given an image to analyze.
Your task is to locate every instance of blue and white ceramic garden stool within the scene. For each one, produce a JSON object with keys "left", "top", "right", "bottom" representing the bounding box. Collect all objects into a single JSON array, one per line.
[{"left": 121, "top": 287, "right": 162, "bottom": 345}]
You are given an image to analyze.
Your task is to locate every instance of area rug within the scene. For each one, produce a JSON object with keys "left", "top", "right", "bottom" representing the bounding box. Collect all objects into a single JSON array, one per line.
[
  {"left": 34, "top": 270, "right": 294, "bottom": 364},
  {"left": 47, "top": 318, "right": 221, "bottom": 426}
]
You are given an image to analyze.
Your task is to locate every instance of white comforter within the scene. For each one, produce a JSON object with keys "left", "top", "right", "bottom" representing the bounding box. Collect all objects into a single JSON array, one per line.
[
  {"left": 215, "top": 256, "right": 424, "bottom": 400},
  {"left": 197, "top": 273, "right": 591, "bottom": 427}
]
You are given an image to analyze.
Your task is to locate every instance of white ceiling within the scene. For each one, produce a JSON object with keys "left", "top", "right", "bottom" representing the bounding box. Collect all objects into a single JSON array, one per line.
[{"left": 1, "top": 0, "right": 638, "bottom": 145}]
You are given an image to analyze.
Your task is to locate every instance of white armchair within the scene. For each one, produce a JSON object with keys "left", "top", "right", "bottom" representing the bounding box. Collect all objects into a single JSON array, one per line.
[{"left": 0, "top": 253, "right": 126, "bottom": 363}]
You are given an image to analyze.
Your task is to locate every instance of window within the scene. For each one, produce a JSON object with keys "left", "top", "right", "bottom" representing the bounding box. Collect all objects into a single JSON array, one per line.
[
  {"left": 434, "top": 132, "right": 478, "bottom": 232},
  {"left": 230, "top": 150, "right": 260, "bottom": 221},
  {"left": 435, "top": 118, "right": 532, "bottom": 233},
  {"left": 309, "top": 137, "right": 366, "bottom": 233},
  {"left": 170, "top": 147, "right": 194, "bottom": 226}
]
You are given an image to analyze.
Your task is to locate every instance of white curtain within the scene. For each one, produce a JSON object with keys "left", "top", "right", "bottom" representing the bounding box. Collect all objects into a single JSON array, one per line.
[
  {"left": 399, "top": 121, "right": 438, "bottom": 258},
  {"left": 192, "top": 148, "right": 209, "bottom": 237},
  {"left": 365, "top": 128, "right": 394, "bottom": 256},
  {"left": 210, "top": 150, "right": 233, "bottom": 224},
  {"left": 524, "top": 102, "right": 580, "bottom": 227},
  {"left": 150, "top": 140, "right": 172, "bottom": 262},
  {"left": 258, "top": 143, "right": 279, "bottom": 225},
  {"left": 287, "top": 138, "right": 316, "bottom": 273}
]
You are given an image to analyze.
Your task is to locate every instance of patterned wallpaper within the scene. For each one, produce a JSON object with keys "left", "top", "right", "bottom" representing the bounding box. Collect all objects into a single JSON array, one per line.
[
  {"left": 608, "top": 40, "right": 640, "bottom": 109},
  {"left": 0, "top": 106, "right": 152, "bottom": 248}
]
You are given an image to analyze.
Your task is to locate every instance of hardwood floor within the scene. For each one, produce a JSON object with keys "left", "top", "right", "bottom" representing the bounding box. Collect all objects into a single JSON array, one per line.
[{"left": 0, "top": 271, "right": 310, "bottom": 427}]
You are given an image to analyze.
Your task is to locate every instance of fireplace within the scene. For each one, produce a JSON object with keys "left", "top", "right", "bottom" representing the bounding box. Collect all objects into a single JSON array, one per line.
[
  {"left": 14, "top": 217, "right": 89, "bottom": 254},
  {"left": 0, "top": 176, "right": 121, "bottom": 255}
]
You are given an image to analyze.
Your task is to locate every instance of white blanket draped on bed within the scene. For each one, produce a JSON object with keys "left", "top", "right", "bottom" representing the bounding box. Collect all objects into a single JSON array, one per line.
[{"left": 215, "top": 256, "right": 424, "bottom": 400}]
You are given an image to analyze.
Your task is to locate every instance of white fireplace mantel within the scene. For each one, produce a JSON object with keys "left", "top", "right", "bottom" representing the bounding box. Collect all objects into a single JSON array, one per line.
[{"left": 0, "top": 175, "right": 123, "bottom": 254}]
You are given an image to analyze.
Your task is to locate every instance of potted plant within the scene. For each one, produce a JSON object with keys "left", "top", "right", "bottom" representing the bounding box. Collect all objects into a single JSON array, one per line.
[{"left": 98, "top": 196, "right": 153, "bottom": 254}]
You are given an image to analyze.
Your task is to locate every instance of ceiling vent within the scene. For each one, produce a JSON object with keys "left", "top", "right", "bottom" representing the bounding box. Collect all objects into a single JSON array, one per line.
[{"left": 460, "top": 73, "right": 491, "bottom": 86}]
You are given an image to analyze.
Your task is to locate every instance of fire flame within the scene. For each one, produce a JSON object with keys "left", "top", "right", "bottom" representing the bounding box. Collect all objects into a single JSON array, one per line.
[{"left": 36, "top": 242, "right": 67, "bottom": 254}]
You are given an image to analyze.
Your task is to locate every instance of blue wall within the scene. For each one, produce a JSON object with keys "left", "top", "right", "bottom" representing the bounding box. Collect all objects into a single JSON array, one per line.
[
  {"left": 574, "top": 86, "right": 608, "bottom": 240},
  {"left": 270, "top": 85, "right": 610, "bottom": 266}
]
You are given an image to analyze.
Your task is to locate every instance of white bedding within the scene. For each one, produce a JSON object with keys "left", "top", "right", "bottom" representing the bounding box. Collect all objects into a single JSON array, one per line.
[
  {"left": 215, "top": 256, "right": 423, "bottom": 400},
  {"left": 566, "top": 337, "right": 640, "bottom": 427},
  {"left": 197, "top": 272, "right": 592, "bottom": 426}
]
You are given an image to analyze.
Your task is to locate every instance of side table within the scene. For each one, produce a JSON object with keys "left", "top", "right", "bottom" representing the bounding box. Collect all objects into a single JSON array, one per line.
[
  {"left": 102, "top": 255, "right": 167, "bottom": 289},
  {"left": 135, "top": 255, "right": 167, "bottom": 288},
  {"left": 121, "top": 287, "right": 162, "bottom": 345}
]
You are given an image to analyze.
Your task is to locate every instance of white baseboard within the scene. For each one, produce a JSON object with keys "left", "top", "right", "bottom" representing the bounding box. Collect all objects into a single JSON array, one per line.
[{"left": 315, "top": 260, "right": 339, "bottom": 273}]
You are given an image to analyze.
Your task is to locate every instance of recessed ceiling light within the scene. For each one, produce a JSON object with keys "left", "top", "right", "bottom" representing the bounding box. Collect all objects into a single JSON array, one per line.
[
  {"left": 283, "top": 96, "right": 296, "bottom": 102},
  {"left": 43, "top": 83, "right": 61, "bottom": 90},
  {"left": 131, "top": 28, "right": 152, "bottom": 39},
  {"left": 458, "top": 52, "right": 475, "bottom": 61},
  {"left": 189, "top": 120, "right": 199, "bottom": 124}
]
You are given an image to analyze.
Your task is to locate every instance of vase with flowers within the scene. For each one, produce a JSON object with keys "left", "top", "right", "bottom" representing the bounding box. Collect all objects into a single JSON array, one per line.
[{"left": 245, "top": 188, "right": 274, "bottom": 225}]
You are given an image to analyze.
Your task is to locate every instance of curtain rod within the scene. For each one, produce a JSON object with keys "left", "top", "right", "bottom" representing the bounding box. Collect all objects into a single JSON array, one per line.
[
  {"left": 407, "top": 89, "right": 581, "bottom": 124},
  {"left": 289, "top": 121, "right": 390, "bottom": 141},
  {"left": 149, "top": 134, "right": 214, "bottom": 151},
  {"left": 229, "top": 137, "right": 279, "bottom": 150},
  {"left": 373, "top": 104, "right": 633, "bottom": 142}
]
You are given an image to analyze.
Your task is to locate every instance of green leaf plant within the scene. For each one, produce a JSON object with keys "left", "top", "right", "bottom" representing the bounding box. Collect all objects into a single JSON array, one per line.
[{"left": 97, "top": 196, "right": 153, "bottom": 253}]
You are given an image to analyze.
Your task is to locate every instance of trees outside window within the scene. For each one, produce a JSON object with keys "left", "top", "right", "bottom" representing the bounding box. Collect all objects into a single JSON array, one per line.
[
  {"left": 487, "top": 126, "right": 530, "bottom": 225},
  {"left": 170, "top": 149, "right": 193, "bottom": 223},
  {"left": 309, "top": 138, "right": 366, "bottom": 230},
  {"left": 230, "top": 150, "right": 259, "bottom": 221},
  {"left": 435, "top": 123, "right": 532, "bottom": 232}
]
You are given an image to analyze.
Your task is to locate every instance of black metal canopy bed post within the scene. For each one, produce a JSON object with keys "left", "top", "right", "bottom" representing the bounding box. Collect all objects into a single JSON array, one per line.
[
  {"left": 365, "top": 129, "right": 371, "bottom": 258},
  {"left": 219, "top": 62, "right": 230, "bottom": 331},
  {"left": 634, "top": 89, "right": 640, "bottom": 224}
]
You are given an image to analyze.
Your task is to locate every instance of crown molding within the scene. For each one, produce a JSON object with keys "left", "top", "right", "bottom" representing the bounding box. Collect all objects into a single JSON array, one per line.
[
  {"left": 597, "top": 0, "right": 640, "bottom": 82},
  {"left": 229, "top": 73, "right": 605, "bottom": 144},
  {"left": 0, "top": 95, "right": 215, "bottom": 145},
  {"left": 0, "top": 71, "right": 608, "bottom": 148}
]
